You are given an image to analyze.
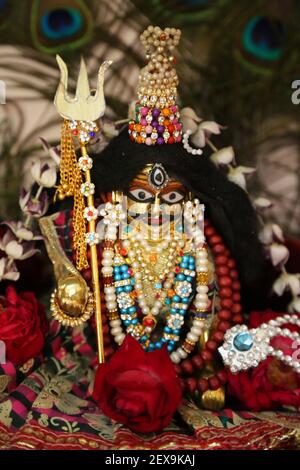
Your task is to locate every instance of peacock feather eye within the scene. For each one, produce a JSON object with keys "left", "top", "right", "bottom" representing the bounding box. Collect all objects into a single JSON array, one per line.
[
  {"left": 242, "top": 16, "right": 287, "bottom": 62},
  {"left": 31, "top": 0, "right": 93, "bottom": 54},
  {"left": 148, "top": 164, "right": 169, "bottom": 190}
]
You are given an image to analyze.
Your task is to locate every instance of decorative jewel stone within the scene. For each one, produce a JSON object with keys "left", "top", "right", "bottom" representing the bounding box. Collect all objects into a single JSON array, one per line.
[
  {"left": 233, "top": 332, "right": 253, "bottom": 351},
  {"left": 148, "top": 163, "right": 169, "bottom": 189},
  {"left": 84, "top": 206, "right": 98, "bottom": 221},
  {"left": 78, "top": 156, "right": 93, "bottom": 171},
  {"left": 117, "top": 292, "right": 134, "bottom": 309},
  {"left": 80, "top": 182, "right": 95, "bottom": 197},
  {"left": 175, "top": 280, "right": 192, "bottom": 298},
  {"left": 86, "top": 232, "right": 100, "bottom": 245}
]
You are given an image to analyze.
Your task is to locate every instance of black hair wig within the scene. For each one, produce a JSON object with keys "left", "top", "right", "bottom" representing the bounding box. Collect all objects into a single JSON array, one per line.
[{"left": 91, "top": 128, "right": 268, "bottom": 308}]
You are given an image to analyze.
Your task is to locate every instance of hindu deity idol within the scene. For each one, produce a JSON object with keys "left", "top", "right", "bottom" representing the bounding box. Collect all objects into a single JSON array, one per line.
[{"left": 40, "top": 25, "right": 266, "bottom": 425}]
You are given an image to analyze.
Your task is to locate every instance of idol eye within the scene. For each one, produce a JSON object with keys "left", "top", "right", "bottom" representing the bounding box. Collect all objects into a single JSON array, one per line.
[
  {"left": 161, "top": 191, "right": 184, "bottom": 204},
  {"left": 128, "top": 188, "right": 154, "bottom": 202}
]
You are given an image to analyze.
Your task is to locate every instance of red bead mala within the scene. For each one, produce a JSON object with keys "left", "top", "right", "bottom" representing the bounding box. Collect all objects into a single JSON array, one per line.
[
  {"left": 74, "top": 216, "right": 243, "bottom": 394},
  {"left": 175, "top": 218, "right": 243, "bottom": 395}
]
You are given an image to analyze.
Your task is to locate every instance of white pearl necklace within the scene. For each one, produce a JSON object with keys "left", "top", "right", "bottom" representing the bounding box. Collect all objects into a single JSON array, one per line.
[
  {"left": 101, "top": 199, "right": 211, "bottom": 362},
  {"left": 219, "top": 314, "right": 300, "bottom": 374},
  {"left": 170, "top": 245, "right": 210, "bottom": 364}
]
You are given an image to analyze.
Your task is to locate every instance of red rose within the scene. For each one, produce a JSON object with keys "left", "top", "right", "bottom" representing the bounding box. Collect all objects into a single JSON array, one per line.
[
  {"left": 227, "top": 310, "right": 300, "bottom": 411},
  {"left": 0, "top": 285, "right": 47, "bottom": 365},
  {"left": 93, "top": 334, "right": 182, "bottom": 433}
]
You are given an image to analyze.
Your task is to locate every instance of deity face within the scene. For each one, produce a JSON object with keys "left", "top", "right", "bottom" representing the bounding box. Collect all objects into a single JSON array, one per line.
[{"left": 124, "top": 164, "right": 188, "bottom": 239}]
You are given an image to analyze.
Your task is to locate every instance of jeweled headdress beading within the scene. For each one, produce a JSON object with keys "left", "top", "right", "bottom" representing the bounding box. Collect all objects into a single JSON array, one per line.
[{"left": 128, "top": 26, "right": 183, "bottom": 145}]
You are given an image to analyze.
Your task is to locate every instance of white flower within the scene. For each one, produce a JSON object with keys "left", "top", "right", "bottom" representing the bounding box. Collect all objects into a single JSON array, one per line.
[
  {"left": 31, "top": 160, "right": 57, "bottom": 188},
  {"left": 181, "top": 107, "right": 201, "bottom": 134},
  {"left": 0, "top": 231, "right": 39, "bottom": 260},
  {"left": 254, "top": 197, "right": 273, "bottom": 211},
  {"left": 227, "top": 166, "right": 256, "bottom": 190},
  {"left": 39, "top": 137, "right": 61, "bottom": 166},
  {"left": 288, "top": 296, "right": 300, "bottom": 314},
  {"left": 1, "top": 221, "right": 43, "bottom": 241},
  {"left": 0, "top": 258, "right": 20, "bottom": 282},
  {"left": 103, "top": 121, "right": 119, "bottom": 139},
  {"left": 269, "top": 243, "right": 289, "bottom": 267},
  {"left": 210, "top": 146, "right": 235, "bottom": 167},
  {"left": 259, "top": 223, "right": 284, "bottom": 245},
  {"left": 191, "top": 120, "right": 223, "bottom": 148},
  {"left": 273, "top": 272, "right": 300, "bottom": 296}
]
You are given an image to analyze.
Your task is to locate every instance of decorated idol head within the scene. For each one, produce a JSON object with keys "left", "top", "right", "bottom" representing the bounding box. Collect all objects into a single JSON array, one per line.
[{"left": 92, "top": 26, "right": 265, "bottom": 302}]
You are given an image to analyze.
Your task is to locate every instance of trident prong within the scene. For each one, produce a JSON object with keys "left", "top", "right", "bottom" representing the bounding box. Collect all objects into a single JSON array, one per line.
[{"left": 54, "top": 55, "right": 112, "bottom": 122}]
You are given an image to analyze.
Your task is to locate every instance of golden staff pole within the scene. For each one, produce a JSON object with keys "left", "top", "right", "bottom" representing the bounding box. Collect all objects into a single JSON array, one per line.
[{"left": 80, "top": 143, "right": 104, "bottom": 364}]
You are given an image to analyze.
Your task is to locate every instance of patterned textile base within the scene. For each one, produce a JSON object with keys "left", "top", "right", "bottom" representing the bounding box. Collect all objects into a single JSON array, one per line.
[
  {"left": 0, "top": 321, "right": 300, "bottom": 450},
  {"left": 0, "top": 405, "right": 299, "bottom": 450}
]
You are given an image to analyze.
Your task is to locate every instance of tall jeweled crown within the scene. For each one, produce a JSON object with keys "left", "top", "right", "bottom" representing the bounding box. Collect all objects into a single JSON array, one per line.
[{"left": 128, "top": 26, "right": 183, "bottom": 146}]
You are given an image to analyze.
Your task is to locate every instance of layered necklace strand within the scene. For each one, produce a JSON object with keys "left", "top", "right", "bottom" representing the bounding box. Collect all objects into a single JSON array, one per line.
[{"left": 102, "top": 227, "right": 211, "bottom": 361}]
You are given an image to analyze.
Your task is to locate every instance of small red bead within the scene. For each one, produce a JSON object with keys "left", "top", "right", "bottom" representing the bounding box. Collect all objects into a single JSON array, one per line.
[
  {"left": 218, "top": 321, "right": 231, "bottom": 332},
  {"left": 216, "top": 266, "right": 229, "bottom": 276},
  {"left": 191, "top": 354, "right": 204, "bottom": 370},
  {"left": 179, "top": 378, "right": 186, "bottom": 391},
  {"left": 233, "top": 314, "right": 244, "bottom": 324},
  {"left": 209, "top": 234, "right": 222, "bottom": 245},
  {"left": 181, "top": 360, "right": 194, "bottom": 376},
  {"left": 220, "top": 298, "right": 233, "bottom": 309},
  {"left": 168, "top": 136, "right": 175, "bottom": 144},
  {"left": 200, "top": 350, "right": 213, "bottom": 361},
  {"left": 232, "top": 281, "right": 241, "bottom": 291},
  {"left": 232, "top": 292, "right": 241, "bottom": 302},
  {"left": 168, "top": 124, "right": 175, "bottom": 133},
  {"left": 219, "top": 287, "right": 233, "bottom": 299},
  {"left": 104, "top": 335, "right": 112, "bottom": 346},
  {"left": 232, "top": 303, "right": 242, "bottom": 314},
  {"left": 219, "top": 276, "right": 232, "bottom": 287},
  {"left": 228, "top": 259, "right": 236, "bottom": 268},
  {"left": 72, "top": 129, "right": 78, "bottom": 135},
  {"left": 230, "top": 269, "right": 239, "bottom": 280},
  {"left": 186, "top": 377, "right": 197, "bottom": 394},
  {"left": 174, "top": 364, "right": 182, "bottom": 376},
  {"left": 217, "top": 370, "right": 228, "bottom": 384},
  {"left": 212, "top": 244, "right": 226, "bottom": 255},
  {"left": 206, "top": 340, "right": 218, "bottom": 352},
  {"left": 214, "top": 255, "right": 228, "bottom": 266},
  {"left": 218, "top": 309, "right": 231, "bottom": 321},
  {"left": 212, "top": 331, "right": 225, "bottom": 342},
  {"left": 82, "top": 269, "right": 92, "bottom": 281},
  {"left": 198, "top": 378, "right": 209, "bottom": 392},
  {"left": 209, "top": 376, "right": 221, "bottom": 390},
  {"left": 120, "top": 248, "right": 127, "bottom": 256},
  {"left": 204, "top": 226, "right": 216, "bottom": 237}
]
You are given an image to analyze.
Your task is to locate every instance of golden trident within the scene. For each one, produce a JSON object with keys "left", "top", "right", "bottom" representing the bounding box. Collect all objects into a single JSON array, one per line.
[{"left": 54, "top": 55, "right": 112, "bottom": 363}]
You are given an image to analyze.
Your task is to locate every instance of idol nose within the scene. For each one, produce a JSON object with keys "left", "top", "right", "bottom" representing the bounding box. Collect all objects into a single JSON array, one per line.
[{"left": 152, "top": 193, "right": 161, "bottom": 214}]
